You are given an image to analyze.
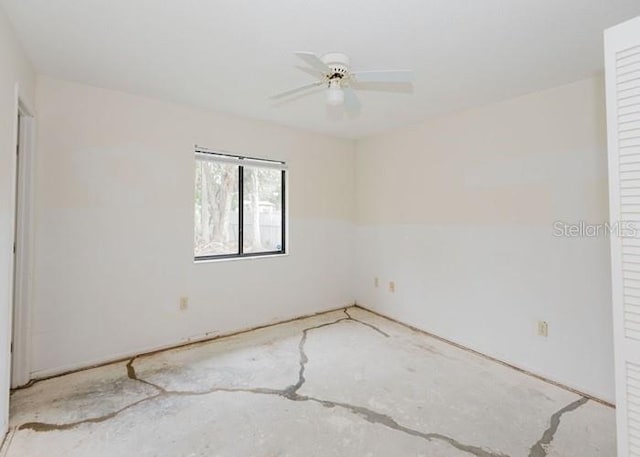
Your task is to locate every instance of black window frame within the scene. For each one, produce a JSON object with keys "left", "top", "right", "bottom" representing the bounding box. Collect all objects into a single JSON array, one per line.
[{"left": 194, "top": 148, "right": 287, "bottom": 261}]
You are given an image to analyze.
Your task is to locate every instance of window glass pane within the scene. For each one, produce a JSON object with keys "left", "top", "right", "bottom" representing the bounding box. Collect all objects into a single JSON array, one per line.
[
  {"left": 243, "top": 166, "right": 283, "bottom": 254},
  {"left": 194, "top": 160, "right": 239, "bottom": 257}
]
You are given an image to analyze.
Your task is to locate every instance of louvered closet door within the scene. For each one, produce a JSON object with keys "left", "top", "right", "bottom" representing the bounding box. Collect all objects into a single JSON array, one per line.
[{"left": 606, "top": 16, "right": 640, "bottom": 457}]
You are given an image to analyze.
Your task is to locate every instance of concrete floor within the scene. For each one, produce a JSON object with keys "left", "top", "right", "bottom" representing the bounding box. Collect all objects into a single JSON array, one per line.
[{"left": 1, "top": 308, "right": 615, "bottom": 457}]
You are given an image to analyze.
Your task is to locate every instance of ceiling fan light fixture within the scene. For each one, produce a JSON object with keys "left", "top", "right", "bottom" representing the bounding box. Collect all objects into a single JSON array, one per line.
[
  {"left": 326, "top": 80, "right": 344, "bottom": 106},
  {"left": 270, "top": 51, "right": 413, "bottom": 109}
]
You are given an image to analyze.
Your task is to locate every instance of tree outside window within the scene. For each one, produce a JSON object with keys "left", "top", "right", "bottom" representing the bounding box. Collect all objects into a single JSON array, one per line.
[{"left": 194, "top": 153, "right": 286, "bottom": 259}]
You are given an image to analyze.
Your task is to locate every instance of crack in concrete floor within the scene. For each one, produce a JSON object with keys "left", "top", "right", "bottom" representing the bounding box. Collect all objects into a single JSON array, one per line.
[
  {"left": 13, "top": 308, "right": 589, "bottom": 457},
  {"left": 527, "top": 397, "right": 589, "bottom": 457}
]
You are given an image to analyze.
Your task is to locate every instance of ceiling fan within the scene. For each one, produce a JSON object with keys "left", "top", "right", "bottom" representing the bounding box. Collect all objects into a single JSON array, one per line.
[{"left": 271, "top": 52, "right": 413, "bottom": 109}]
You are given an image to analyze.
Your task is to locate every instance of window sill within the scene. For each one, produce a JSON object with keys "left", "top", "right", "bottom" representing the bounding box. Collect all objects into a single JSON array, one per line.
[{"left": 194, "top": 253, "right": 289, "bottom": 264}]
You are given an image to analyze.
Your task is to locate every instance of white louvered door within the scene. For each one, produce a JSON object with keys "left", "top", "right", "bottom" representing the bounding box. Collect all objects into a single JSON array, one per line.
[{"left": 606, "top": 16, "right": 640, "bottom": 457}]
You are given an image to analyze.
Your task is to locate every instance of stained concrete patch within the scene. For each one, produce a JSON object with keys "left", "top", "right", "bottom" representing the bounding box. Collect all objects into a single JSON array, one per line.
[
  {"left": 1, "top": 308, "right": 615, "bottom": 457},
  {"left": 9, "top": 361, "right": 158, "bottom": 426}
]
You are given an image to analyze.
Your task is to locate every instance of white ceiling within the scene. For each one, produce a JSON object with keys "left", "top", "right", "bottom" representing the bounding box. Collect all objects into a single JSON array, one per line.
[{"left": 2, "top": 0, "right": 640, "bottom": 138}]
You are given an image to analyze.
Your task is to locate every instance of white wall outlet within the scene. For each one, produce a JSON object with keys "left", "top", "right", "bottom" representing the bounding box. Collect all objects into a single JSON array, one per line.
[
  {"left": 180, "top": 297, "right": 189, "bottom": 311},
  {"left": 374, "top": 277, "right": 379, "bottom": 287},
  {"left": 389, "top": 281, "right": 396, "bottom": 293},
  {"left": 537, "top": 321, "right": 548, "bottom": 337}
]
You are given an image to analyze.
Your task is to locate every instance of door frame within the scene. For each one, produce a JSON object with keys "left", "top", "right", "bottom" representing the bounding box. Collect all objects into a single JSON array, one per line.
[{"left": 9, "top": 83, "right": 36, "bottom": 388}]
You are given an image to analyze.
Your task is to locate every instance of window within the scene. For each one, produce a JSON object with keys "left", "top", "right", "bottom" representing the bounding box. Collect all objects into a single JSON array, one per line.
[{"left": 194, "top": 149, "right": 286, "bottom": 260}]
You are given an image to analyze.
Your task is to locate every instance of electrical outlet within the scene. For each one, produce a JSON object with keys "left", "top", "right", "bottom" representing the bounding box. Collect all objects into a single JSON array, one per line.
[
  {"left": 537, "top": 321, "right": 548, "bottom": 337},
  {"left": 389, "top": 281, "right": 396, "bottom": 293},
  {"left": 180, "top": 297, "right": 189, "bottom": 311},
  {"left": 374, "top": 277, "right": 379, "bottom": 287}
]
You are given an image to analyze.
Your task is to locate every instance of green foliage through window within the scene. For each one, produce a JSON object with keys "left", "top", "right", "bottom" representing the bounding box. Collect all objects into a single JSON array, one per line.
[{"left": 194, "top": 154, "right": 286, "bottom": 259}]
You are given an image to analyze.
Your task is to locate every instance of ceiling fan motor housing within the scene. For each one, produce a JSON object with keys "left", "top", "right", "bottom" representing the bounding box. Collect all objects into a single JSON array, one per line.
[{"left": 321, "top": 53, "right": 350, "bottom": 81}]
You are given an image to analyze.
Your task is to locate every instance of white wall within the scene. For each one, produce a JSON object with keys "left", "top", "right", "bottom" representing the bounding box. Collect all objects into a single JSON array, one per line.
[
  {"left": 0, "top": 6, "right": 35, "bottom": 440},
  {"left": 355, "top": 77, "right": 615, "bottom": 402},
  {"left": 31, "top": 76, "right": 355, "bottom": 377}
]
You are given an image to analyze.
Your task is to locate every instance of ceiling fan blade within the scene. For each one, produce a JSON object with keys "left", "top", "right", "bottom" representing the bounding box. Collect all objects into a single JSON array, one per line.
[
  {"left": 295, "top": 65, "right": 324, "bottom": 78},
  {"left": 270, "top": 81, "right": 325, "bottom": 100},
  {"left": 295, "top": 52, "right": 331, "bottom": 74},
  {"left": 343, "top": 85, "right": 361, "bottom": 114},
  {"left": 351, "top": 70, "right": 413, "bottom": 84}
]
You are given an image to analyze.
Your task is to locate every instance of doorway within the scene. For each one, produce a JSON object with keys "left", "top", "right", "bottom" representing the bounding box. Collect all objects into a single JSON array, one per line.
[{"left": 10, "top": 99, "right": 35, "bottom": 388}]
